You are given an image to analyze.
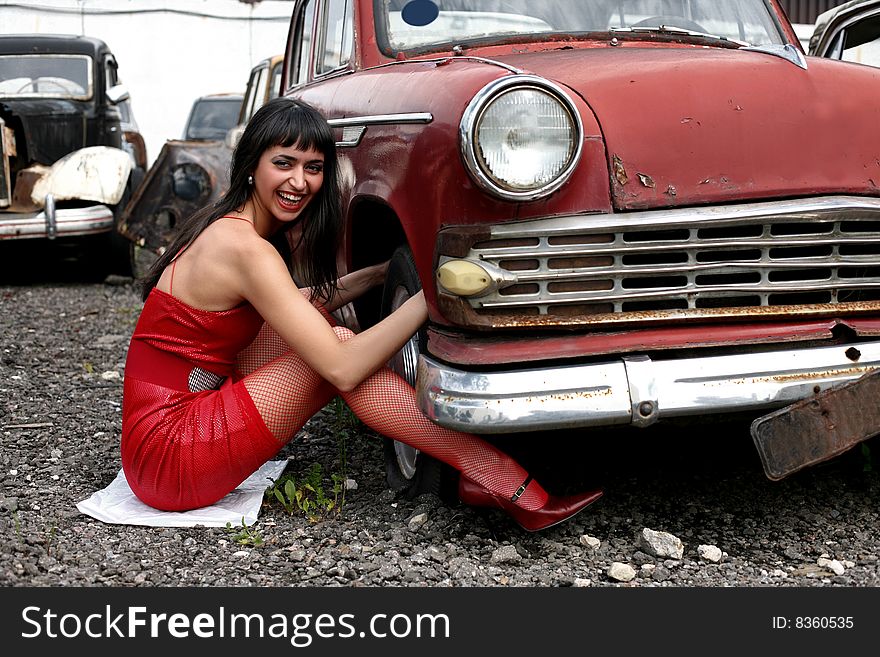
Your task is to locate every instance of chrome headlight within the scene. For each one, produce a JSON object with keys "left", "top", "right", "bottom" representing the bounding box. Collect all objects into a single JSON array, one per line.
[{"left": 460, "top": 75, "right": 583, "bottom": 201}]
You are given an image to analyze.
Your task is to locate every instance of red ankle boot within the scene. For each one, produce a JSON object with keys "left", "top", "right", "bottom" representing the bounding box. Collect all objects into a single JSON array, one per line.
[{"left": 458, "top": 475, "right": 603, "bottom": 532}]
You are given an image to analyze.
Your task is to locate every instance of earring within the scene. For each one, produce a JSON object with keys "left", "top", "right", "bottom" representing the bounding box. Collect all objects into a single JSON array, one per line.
[{"left": 247, "top": 174, "right": 254, "bottom": 185}]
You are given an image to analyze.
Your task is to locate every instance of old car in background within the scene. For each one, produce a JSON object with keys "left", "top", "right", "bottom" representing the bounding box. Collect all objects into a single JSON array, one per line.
[
  {"left": 809, "top": 0, "right": 880, "bottom": 66},
  {"left": 183, "top": 93, "right": 243, "bottom": 141},
  {"left": 0, "top": 34, "right": 146, "bottom": 275},
  {"left": 279, "top": 0, "right": 880, "bottom": 498},
  {"left": 120, "top": 55, "right": 282, "bottom": 275}
]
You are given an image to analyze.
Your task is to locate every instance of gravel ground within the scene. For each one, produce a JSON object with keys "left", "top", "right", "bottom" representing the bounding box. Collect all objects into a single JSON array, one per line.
[{"left": 2, "top": 250, "right": 880, "bottom": 589}]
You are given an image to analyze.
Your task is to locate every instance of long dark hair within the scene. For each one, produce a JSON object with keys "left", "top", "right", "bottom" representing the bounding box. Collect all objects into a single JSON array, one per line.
[{"left": 140, "top": 97, "right": 342, "bottom": 303}]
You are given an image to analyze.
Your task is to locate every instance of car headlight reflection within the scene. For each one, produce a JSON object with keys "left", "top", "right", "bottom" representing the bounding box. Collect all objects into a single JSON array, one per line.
[{"left": 461, "top": 76, "right": 583, "bottom": 201}]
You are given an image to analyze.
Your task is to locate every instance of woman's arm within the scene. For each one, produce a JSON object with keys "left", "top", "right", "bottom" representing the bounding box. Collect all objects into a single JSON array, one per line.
[
  {"left": 236, "top": 243, "right": 423, "bottom": 392},
  {"left": 301, "top": 260, "right": 389, "bottom": 312}
]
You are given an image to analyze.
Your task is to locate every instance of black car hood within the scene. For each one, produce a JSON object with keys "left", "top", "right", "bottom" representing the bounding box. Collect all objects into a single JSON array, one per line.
[{"left": 0, "top": 98, "right": 86, "bottom": 165}]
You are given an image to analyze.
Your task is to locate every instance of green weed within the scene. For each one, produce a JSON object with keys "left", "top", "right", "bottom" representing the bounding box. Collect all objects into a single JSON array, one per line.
[
  {"left": 225, "top": 517, "right": 264, "bottom": 546},
  {"left": 265, "top": 463, "right": 343, "bottom": 523},
  {"left": 263, "top": 398, "right": 360, "bottom": 521}
]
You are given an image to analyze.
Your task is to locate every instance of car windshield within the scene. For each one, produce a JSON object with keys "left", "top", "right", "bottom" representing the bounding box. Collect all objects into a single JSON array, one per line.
[
  {"left": 0, "top": 54, "right": 92, "bottom": 99},
  {"left": 185, "top": 97, "right": 243, "bottom": 140},
  {"left": 377, "top": 0, "right": 785, "bottom": 52}
]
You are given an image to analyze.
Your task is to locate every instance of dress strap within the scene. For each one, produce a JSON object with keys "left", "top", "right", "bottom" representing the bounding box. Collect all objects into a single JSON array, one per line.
[
  {"left": 220, "top": 215, "right": 254, "bottom": 224},
  {"left": 169, "top": 259, "right": 178, "bottom": 296}
]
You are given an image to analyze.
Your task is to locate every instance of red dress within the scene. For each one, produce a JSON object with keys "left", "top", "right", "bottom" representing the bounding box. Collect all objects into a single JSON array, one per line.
[{"left": 121, "top": 288, "right": 278, "bottom": 511}]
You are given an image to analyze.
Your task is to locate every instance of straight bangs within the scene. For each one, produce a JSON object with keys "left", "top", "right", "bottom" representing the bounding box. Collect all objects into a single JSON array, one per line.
[{"left": 277, "top": 107, "right": 335, "bottom": 156}]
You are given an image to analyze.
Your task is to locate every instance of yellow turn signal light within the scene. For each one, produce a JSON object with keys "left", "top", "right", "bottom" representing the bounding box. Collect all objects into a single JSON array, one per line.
[{"left": 436, "top": 259, "right": 492, "bottom": 296}]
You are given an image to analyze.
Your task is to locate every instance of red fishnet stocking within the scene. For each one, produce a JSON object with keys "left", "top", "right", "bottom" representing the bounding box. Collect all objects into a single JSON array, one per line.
[
  {"left": 236, "top": 322, "right": 290, "bottom": 376},
  {"left": 241, "top": 325, "right": 549, "bottom": 510}
]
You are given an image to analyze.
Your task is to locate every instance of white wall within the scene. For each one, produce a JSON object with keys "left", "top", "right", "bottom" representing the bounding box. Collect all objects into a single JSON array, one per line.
[{"left": 0, "top": 0, "right": 294, "bottom": 166}]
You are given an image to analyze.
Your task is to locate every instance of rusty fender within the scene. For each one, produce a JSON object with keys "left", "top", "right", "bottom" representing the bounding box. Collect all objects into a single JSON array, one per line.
[{"left": 118, "top": 139, "right": 231, "bottom": 252}]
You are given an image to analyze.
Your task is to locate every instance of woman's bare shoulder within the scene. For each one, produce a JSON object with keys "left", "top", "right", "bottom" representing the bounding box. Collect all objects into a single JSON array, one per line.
[{"left": 199, "top": 218, "right": 276, "bottom": 261}]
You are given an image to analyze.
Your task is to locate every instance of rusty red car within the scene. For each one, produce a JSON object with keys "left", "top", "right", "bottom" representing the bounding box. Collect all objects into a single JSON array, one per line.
[{"left": 280, "top": 0, "right": 880, "bottom": 497}]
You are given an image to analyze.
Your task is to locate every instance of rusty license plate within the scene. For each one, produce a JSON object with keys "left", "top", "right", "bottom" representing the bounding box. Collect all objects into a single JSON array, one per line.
[{"left": 750, "top": 368, "right": 880, "bottom": 480}]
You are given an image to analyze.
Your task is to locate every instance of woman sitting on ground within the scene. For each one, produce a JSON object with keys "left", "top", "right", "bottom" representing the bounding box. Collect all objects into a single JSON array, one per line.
[{"left": 121, "top": 96, "right": 602, "bottom": 531}]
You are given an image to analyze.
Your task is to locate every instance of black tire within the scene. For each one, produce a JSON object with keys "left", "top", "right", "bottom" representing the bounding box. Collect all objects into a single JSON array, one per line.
[{"left": 380, "top": 245, "right": 458, "bottom": 503}]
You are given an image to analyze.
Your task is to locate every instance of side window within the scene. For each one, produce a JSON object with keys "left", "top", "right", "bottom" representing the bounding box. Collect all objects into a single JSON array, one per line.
[
  {"left": 241, "top": 65, "right": 267, "bottom": 124},
  {"left": 295, "top": 0, "right": 317, "bottom": 85},
  {"left": 252, "top": 66, "right": 270, "bottom": 112},
  {"left": 270, "top": 61, "right": 282, "bottom": 100},
  {"left": 839, "top": 15, "right": 880, "bottom": 69},
  {"left": 316, "top": 0, "right": 353, "bottom": 76},
  {"left": 104, "top": 54, "right": 119, "bottom": 92}
]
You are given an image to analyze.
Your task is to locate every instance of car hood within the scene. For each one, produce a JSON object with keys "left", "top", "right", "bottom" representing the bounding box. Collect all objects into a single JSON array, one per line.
[
  {"left": 0, "top": 98, "right": 86, "bottom": 165},
  {"left": 491, "top": 46, "right": 880, "bottom": 210}
]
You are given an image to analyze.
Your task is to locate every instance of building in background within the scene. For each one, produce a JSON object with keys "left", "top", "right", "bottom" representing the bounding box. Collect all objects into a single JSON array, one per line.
[
  {"left": 778, "top": 0, "right": 850, "bottom": 24},
  {"left": 0, "top": 0, "right": 293, "bottom": 167}
]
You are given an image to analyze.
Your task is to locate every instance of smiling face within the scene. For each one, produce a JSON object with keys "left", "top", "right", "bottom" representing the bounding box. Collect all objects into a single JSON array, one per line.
[{"left": 249, "top": 142, "right": 325, "bottom": 231}]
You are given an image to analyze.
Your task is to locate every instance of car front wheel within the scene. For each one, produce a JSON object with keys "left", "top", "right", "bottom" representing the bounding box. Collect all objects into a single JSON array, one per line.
[{"left": 379, "top": 245, "right": 457, "bottom": 502}]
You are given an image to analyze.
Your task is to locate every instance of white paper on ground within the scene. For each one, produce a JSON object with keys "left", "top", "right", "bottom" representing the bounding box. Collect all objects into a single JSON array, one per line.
[{"left": 76, "top": 460, "right": 288, "bottom": 527}]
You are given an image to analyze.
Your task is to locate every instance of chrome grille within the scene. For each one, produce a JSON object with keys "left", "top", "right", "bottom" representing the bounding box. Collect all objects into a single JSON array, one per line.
[{"left": 458, "top": 196, "right": 880, "bottom": 322}]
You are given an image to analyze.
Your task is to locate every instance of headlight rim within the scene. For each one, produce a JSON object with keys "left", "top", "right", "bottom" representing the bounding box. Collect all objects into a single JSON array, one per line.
[{"left": 459, "top": 74, "right": 584, "bottom": 202}]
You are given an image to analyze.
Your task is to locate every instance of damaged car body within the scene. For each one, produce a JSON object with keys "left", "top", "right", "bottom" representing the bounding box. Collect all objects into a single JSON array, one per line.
[
  {"left": 0, "top": 34, "right": 145, "bottom": 274},
  {"left": 120, "top": 55, "right": 283, "bottom": 262},
  {"left": 282, "top": 0, "right": 880, "bottom": 495}
]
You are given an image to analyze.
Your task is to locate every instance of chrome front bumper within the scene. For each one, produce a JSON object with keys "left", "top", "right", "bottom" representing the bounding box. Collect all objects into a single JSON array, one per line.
[
  {"left": 0, "top": 203, "right": 114, "bottom": 240},
  {"left": 417, "top": 340, "right": 880, "bottom": 433}
]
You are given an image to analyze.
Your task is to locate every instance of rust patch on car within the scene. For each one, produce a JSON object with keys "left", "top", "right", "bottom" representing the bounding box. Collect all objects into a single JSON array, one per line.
[
  {"left": 612, "top": 154, "right": 628, "bottom": 186},
  {"left": 118, "top": 140, "right": 231, "bottom": 253},
  {"left": 9, "top": 166, "right": 44, "bottom": 212},
  {"left": 752, "top": 367, "right": 880, "bottom": 480}
]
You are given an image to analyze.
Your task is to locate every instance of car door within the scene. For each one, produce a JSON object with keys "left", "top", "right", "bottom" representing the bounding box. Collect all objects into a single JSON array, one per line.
[{"left": 810, "top": 0, "right": 880, "bottom": 67}]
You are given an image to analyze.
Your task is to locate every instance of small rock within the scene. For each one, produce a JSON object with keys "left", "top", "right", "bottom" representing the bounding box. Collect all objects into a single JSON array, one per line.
[
  {"left": 344, "top": 478, "right": 358, "bottom": 490},
  {"left": 608, "top": 562, "right": 636, "bottom": 582},
  {"left": 698, "top": 544, "right": 723, "bottom": 563},
  {"left": 408, "top": 513, "right": 428, "bottom": 532},
  {"left": 95, "top": 334, "right": 125, "bottom": 346},
  {"left": 572, "top": 578, "right": 592, "bottom": 587},
  {"left": 490, "top": 545, "right": 521, "bottom": 565},
  {"left": 631, "top": 550, "right": 654, "bottom": 565},
  {"left": 425, "top": 546, "right": 445, "bottom": 562},
  {"left": 101, "top": 370, "right": 120, "bottom": 380},
  {"left": 637, "top": 527, "right": 684, "bottom": 560},
  {"left": 652, "top": 566, "right": 671, "bottom": 582},
  {"left": 579, "top": 534, "right": 601, "bottom": 550},
  {"left": 232, "top": 550, "right": 250, "bottom": 559},
  {"left": 817, "top": 557, "right": 846, "bottom": 576}
]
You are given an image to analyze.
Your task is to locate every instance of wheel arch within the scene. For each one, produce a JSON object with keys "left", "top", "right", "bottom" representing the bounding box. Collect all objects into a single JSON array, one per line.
[{"left": 347, "top": 196, "right": 408, "bottom": 330}]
